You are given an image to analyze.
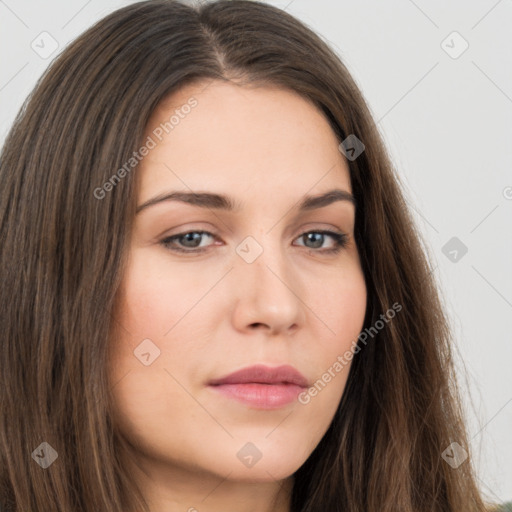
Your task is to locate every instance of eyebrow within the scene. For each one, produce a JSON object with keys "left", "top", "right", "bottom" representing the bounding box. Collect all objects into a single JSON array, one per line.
[{"left": 135, "top": 188, "right": 356, "bottom": 214}]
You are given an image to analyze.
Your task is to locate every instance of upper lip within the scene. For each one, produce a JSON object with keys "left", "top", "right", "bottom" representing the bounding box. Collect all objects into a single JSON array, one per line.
[{"left": 209, "top": 364, "right": 309, "bottom": 388}]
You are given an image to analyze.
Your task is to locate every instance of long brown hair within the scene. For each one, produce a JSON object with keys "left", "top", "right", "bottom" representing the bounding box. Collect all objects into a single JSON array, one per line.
[{"left": 0, "top": 0, "right": 493, "bottom": 510}]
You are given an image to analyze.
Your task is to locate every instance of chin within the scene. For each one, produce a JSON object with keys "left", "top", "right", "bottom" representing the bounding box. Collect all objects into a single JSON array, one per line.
[{"left": 213, "top": 439, "right": 312, "bottom": 482}]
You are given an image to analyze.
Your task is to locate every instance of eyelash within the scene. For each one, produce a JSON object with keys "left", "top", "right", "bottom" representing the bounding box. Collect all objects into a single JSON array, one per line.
[{"left": 160, "top": 229, "right": 348, "bottom": 255}]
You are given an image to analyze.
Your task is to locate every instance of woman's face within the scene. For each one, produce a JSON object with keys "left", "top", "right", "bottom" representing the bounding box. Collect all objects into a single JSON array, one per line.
[{"left": 109, "top": 80, "right": 367, "bottom": 486}]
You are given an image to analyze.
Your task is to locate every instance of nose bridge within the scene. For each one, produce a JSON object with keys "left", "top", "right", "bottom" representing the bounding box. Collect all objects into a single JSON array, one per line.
[
  {"left": 235, "top": 232, "right": 287, "bottom": 288},
  {"left": 231, "top": 232, "right": 304, "bottom": 333}
]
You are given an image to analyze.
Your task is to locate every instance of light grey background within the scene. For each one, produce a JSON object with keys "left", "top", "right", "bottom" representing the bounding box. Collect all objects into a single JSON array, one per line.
[{"left": 1, "top": 0, "right": 511, "bottom": 504}]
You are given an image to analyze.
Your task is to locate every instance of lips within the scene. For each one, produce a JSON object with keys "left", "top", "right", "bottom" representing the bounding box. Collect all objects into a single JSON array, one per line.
[{"left": 208, "top": 364, "right": 309, "bottom": 409}]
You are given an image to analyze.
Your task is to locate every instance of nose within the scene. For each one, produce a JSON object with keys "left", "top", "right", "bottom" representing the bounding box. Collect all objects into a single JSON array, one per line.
[{"left": 230, "top": 241, "right": 306, "bottom": 336}]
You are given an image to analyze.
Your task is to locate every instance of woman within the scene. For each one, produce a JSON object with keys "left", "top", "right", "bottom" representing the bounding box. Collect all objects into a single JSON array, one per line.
[{"left": 0, "top": 0, "right": 502, "bottom": 510}]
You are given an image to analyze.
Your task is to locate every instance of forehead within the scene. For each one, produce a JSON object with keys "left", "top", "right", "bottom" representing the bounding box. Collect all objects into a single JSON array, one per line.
[{"left": 138, "top": 80, "right": 352, "bottom": 202}]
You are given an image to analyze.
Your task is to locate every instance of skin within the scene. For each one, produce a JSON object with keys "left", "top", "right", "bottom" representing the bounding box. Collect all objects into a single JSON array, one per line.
[{"left": 109, "top": 80, "right": 367, "bottom": 512}]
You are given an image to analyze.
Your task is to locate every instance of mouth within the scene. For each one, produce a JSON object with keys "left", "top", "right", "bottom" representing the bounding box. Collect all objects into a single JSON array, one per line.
[{"left": 208, "top": 364, "right": 309, "bottom": 410}]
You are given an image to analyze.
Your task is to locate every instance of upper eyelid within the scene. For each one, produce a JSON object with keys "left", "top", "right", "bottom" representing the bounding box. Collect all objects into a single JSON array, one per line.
[{"left": 163, "top": 220, "right": 348, "bottom": 237}]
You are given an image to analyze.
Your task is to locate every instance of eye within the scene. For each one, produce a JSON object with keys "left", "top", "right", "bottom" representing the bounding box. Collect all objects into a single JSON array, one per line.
[
  {"left": 160, "top": 230, "right": 216, "bottom": 253},
  {"left": 160, "top": 229, "right": 348, "bottom": 254},
  {"left": 293, "top": 230, "right": 348, "bottom": 253}
]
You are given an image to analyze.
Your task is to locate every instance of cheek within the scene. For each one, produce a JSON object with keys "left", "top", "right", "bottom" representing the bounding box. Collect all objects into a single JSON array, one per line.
[
  {"left": 108, "top": 252, "right": 222, "bottom": 411},
  {"left": 303, "top": 266, "right": 367, "bottom": 397},
  {"left": 313, "top": 266, "right": 367, "bottom": 349},
  {"left": 115, "top": 252, "right": 216, "bottom": 338}
]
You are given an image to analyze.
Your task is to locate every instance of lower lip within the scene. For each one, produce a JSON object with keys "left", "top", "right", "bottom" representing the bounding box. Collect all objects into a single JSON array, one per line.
[{"left": 209, "top": 383, "right": 304, "bottom": 409}]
